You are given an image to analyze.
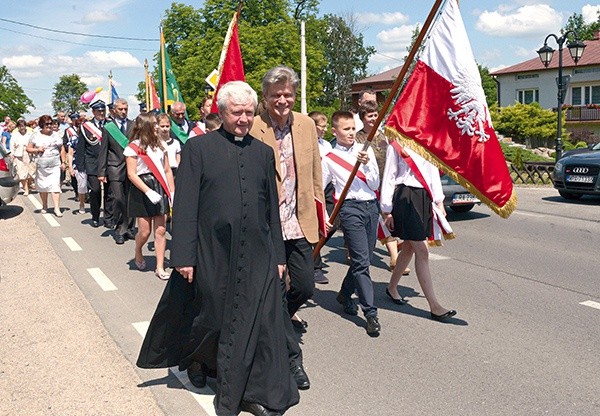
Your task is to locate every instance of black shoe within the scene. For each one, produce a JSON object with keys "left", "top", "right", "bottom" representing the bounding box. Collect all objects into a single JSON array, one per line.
[
  {"left": 385, "top": 288, "right": 406, "bottom": 305},
  {"left": 366, "top": 316, "right": 381, "bottom": 337},
  {"left": 291, "top": 318, "right": 308, "bottom": 332},
  {"left": 187, "top": 363, "right": 207, "bottom": 388},
  {"left": 430, "top": 310, "right": 457, "bottom": 322},
  {"left": 313, "top": 269, "right": 329, "bottom": 284},
  {"left": 336, "top": 292, "right": 358, "bottom": 316},
  {"left": 114, "top": 234, "right": 125, "bottom": 245},
  {"left": 104, "top": 220, "right": 114, "bottom": 229},
  {"left": 291, "top": 364, "right": 310, "bottom": 390},
  {"left": 92, "top": 220, "right": 100, "bottom": 228},
  {"left": 125, "top": 230, "right": 136, "bottom": 240},
  {"left": 240, "top": 401, "right": 282, "bottom": 416}
]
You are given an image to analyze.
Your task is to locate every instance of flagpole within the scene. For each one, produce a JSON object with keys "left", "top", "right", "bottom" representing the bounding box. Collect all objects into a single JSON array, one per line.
[
  {"left": 160, "top": 25, "right": 168, "bottom": 113},
  {"left": 312, "top": 0, "right": 446, "bottom": 259},
  {"left": 144, "top": 59, "right": 150, "bottom": 110},
  {"left": 108, "top": 70, "right": 113, "bottom": 106}
]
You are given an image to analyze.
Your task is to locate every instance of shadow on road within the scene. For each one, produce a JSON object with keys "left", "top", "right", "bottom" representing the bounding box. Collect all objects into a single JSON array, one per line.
[
  {"left": 0, "top": 204, "right": 24, "bottom": 220},
  {"left": 543, "top": 195, "right": 600, "bottom": 205}
]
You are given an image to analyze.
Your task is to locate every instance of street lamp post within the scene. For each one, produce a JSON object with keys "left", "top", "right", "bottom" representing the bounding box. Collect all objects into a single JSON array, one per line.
[{"left": 537, "top": 31, "right": 586, "bottom": 161}]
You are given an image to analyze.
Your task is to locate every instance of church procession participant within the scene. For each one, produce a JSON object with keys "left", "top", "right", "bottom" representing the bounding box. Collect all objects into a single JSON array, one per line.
[
  {"left": 124, "top": 112, "right": 174, "bottom": 280},
  {"left": 169, "top": 101, "right": 203, "bottom": 145},
  {"left": 321, "top": 110, "right": 382, "bottom": 336},
  {"left": 250, "top": 65, "right": 323, "bottom": 390},
  {"left": 137, "top": 81, "right": 298, "bottom": 416},
  {"left": 77, "top": 99, "right": 110, "bottom": 228},
  {"left": 97, "top": 98, "right": 136, "bottom": 244},
  {"left": 65, "top": 112, "right": 87, "bottom": 214}
]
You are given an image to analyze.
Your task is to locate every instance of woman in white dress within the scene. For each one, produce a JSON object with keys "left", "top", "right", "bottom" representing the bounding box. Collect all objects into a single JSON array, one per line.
[
  {"left": 26, "top": 114, "right": 65, "bottom": 216},
  {"left": 9, "top": 119, "right": 34, "bottom": 195}
]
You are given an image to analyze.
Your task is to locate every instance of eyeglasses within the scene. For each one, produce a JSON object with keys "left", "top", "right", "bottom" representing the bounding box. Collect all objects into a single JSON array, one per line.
[{"left": 172, "top": 111, "right": 185, "bottom": 116}]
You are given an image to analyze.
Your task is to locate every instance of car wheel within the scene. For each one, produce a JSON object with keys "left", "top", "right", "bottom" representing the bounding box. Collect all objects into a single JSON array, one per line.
[
  {"left": 449, "top": 204, "right": 474, "bottom": 213},
  {"left": 558, "top": 190, "right": 583, "bottom": 200}
]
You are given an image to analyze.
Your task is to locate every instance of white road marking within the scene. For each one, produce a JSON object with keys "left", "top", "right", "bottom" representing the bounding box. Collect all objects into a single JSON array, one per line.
[
  {"left": 62, "top": 237, "right": 82, "bottom": 251},
  {"left": 28, "top": 194, "right": 42, "bottom": 209},
  {"left": 132, "top": 321, "right": 217, "bottom": 415},
  {"left": 132, "top": 321, "right": 150, "bottom": 337},
  {"left": 514, "top": 211, "right": 545, "bottom": 218},
  {"left": 430, "top": 253, "right": 450, "bottom": 260},
  {"left": 580, "top": 300, "right": 600, "bottom": 310},
  {"left": 86, "top": 267, "right": 117, "bottom": 291},
  {"left": 43, "top": 213, "right": 60, "bottom": 227}
]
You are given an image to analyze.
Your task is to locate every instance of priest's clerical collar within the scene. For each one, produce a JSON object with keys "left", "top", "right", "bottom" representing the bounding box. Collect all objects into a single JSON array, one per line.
[{"left": 221, "top": 127, "right": 246, "bottom": 143}]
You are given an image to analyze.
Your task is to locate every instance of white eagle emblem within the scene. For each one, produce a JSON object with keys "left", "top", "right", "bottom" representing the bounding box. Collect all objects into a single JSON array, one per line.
[{"left": 446, "top": 69, "right": 491, "bottom": 143}]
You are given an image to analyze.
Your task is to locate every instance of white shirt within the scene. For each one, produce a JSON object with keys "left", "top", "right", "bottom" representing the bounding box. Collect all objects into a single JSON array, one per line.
[
  {"left": 380, "top": 144, "right": 444, "bottom": 213},
  {"left": 123, "top": 139, "right": 167, "bottom": 175},
  {"left": 317, "top": 137, "right": 332, "bottom": 159},
  {"left": 165, "top": 138, "right": 181, "bottom": 168},
  {"left": 321, "top": 142, "right": 379, "bottom": 202}
]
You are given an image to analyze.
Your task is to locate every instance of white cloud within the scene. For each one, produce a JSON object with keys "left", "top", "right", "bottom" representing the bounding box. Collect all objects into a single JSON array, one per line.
[
  {"left": 476, "top": 5, "right": 563, "bottom": 37},
  {"left": 84, "top": 51, "right": 140, "bottom": 68},
  {"left": 370, "top": 50, "right": 406, "bottom": 65},
  {"left": 78, "top": 10, "right": 119, "bottom": 24},
  {"left": 2, "top": 55, "right": 44, "bottom": 69},
  {"left": 80, "top": 75, "right": 106, "bottom": 87},
  {"left": 11, "top": 70, "right": 43, "bottom": 79},
  {"left": 356, "top": 12, "right": 409, "bottom": 26},
  {"left": 376, "top": 25, "right": 416, "bottom": 45},
  {"left": 514, "top": 45, "right": 533, "bottom": 57},
  {"left": 582, "top": 4, "right": 600, "bottom": 23}
]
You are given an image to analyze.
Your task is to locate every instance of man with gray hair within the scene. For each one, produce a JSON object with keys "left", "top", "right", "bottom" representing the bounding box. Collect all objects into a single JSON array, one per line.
[
  {"left": 97, "top": 97, "right": 135, "bottom": 244},
  {"left": 250, "top": 65, "right": 324, "bottom": 391},
  {"left": 138, "top": 81, "right": 299, "bottom": 416}
]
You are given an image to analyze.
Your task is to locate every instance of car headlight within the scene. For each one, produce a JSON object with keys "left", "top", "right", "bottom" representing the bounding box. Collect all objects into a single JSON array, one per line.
[{"left": 555, "top": 161, "right": 563, "bottom": 173}]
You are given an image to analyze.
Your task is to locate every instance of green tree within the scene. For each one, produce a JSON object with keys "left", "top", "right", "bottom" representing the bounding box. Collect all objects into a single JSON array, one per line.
[
  {"left": 317, "top": 14, "right": 375, "bottom": 109},
  {"left": 0, "top": 65, "right": 34, "bottom": 119},
  {"left": 52, "top": 74, "right": 87, "bottom": 114},
  {"left": 478, "top": 64, "right": 497, "bottom": 108},
  {"left": 493, "top": 102, "right": 564, "bottom": 148},
  {"left": 563, "top": 12, "right": 600, "bottom": 41}
]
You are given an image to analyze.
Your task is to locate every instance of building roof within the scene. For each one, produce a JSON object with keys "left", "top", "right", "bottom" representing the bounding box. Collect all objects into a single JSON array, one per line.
[
  {"left": 491, "top": 36, "right": 600, "bottom": 76},
  {"left": 351, "top": 66, "right": 401, "bottom": 92}
]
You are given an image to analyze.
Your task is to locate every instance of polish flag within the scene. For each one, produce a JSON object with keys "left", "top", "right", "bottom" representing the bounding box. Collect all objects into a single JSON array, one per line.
[
  {"left": 210, "top": 12, "right": 245, "bottom": 113},
  {"left": 385, "top": 0, "right": 516, "bottom": 218}
]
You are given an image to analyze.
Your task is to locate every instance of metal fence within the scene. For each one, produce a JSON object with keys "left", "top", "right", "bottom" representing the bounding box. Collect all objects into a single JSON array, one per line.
[{"left": 509, "top": 162, "right": 555, "bottom": 185}]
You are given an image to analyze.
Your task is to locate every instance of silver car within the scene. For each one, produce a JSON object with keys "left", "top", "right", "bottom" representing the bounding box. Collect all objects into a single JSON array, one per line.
[
  {"left": 0, "top": 145, "right": 19, "bottom": 206},
  {"left": 440, "top": 173, "right": 480, "bottom": 213}
]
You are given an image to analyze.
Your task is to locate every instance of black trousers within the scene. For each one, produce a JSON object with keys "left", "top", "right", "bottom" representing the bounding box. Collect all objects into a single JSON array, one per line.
[
  {"left": 280, "top": 279, "right": 303, "bottom": 367},
  {"left": 87, "top": 175, "right": 109, "bottom": 222},
  {"left": 284, "top": 238, "right": 315, "bottom": 317},
  {"left": 109, "top": 179, "right": 134, "bottom": 235},
  {"left": 339, "top": 199, "right": 379, "bottom": 318}
]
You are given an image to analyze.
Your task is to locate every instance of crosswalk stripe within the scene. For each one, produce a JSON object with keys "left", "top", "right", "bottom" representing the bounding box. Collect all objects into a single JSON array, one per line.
[
  {"left": 62, "top": 237, "right": 82, "bottom": 251},
  {"left": 430, "top": 253, "right": 450, "bottom": 260},
  {"left": 27, "top": 194, "right": 42, "bottom": 209},
  {"left": 86, "top": 267, "right": 117, "bottom": 291},
  {"left": 131, "top": 321, "right": 217, "bottom": 415}
]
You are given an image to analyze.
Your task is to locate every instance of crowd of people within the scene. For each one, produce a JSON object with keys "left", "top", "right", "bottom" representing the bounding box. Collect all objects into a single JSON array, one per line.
[{"left": 1, "top": 66, "right": 457, "bottom": 416}]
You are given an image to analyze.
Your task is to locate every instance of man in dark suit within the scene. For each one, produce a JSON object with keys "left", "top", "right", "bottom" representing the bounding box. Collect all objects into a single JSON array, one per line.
[
  {"left": 250, "top": 65, "right": 325, "bottom": 391},
  {"left": 78, "top": 99, "right": 109, "bottom": 228},
  {"left": 97, "top": 98, "right": 135, "bottom": 244}
]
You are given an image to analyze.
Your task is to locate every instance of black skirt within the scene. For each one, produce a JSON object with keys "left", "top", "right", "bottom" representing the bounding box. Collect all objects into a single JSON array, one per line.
[
  {"left": 390, "top": 184, "right": 433, "bottom": 241},
  {"left": 127, "top": 173, "right": 169, "bottom": 218}
]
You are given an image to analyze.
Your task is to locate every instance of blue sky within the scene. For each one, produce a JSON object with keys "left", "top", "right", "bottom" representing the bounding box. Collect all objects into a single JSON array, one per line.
[{"left": 2, "top": 1, "right": 600, "bottom": 118}]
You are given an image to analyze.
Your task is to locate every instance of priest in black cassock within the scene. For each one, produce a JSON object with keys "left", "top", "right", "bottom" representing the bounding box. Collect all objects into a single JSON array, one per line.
[{"left": 136, "top": 81, "right": 299, "bottom": 416}]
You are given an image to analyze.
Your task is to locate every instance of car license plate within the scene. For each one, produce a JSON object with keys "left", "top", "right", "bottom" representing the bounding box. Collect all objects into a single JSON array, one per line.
[
  {"left": 452, "top": 193, "right": 479, "bottom": 204},
  {"left": 566, "top": 174, "right": 594, "bottom": 183}
]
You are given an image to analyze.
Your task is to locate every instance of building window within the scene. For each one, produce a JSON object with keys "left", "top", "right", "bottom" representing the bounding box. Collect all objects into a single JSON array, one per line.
[
  {"left": 517, "top": 89, "right": 539, "bottom": 104},
  {"left": 516, "top": 74, "right": 539, "bottom": 80},
  {"left": 572, "top": 87, "right": 582, "bottom": 105},
  {"left": 573, "top": 85, "right": 600, "bottom": 105}
]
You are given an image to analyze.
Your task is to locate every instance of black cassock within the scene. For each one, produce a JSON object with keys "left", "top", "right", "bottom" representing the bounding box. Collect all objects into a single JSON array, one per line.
[{"left": 137, "top": 128, "right": 299, "bottom": 415}]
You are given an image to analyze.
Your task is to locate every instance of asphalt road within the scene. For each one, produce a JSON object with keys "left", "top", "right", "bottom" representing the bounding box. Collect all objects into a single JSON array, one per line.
[{"left": 7, "top": 185, "right": 600, "bottom": 415}]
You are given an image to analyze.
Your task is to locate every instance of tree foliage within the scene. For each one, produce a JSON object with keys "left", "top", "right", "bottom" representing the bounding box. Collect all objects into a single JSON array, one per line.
[
  {"left": 563, "top": 12, "right": 600, "bottom": 41},
  {"left": 52, "top": 74, "right": 87, "bottom": 114},
  {"left": 0, "top": 65, "right": 34, "bottom": 119},
  {"left": 492, "top": 102, "right": 565, "bottom": 148},
  {"left": 478, "top": 64, "right": 497, "bottom": 108},
  {"left": 158, "top": 0, "right": 372, "bottom": 118}
]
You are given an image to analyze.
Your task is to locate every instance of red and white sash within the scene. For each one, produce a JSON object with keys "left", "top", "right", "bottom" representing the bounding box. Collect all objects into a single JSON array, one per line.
[
  {"left": 188, "top": 125, "right": 205, "bottom": 139},
  {"left": 82, "top": 121, "right": 103, "bottom": 145},
  {"left": 389, "top": 141, "right": 454, "bottom": 245},
  {"left": 128, "top": 142, "right": 172, "bottom": 205},
  {"left": 325, "top": 151, "right": 391, "bottom": 240}
]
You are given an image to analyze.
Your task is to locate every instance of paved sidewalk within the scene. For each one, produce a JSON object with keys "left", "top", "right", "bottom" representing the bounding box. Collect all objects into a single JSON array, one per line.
[{"left": 0, "top": 197, "right": 164, "bottom": 415}]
